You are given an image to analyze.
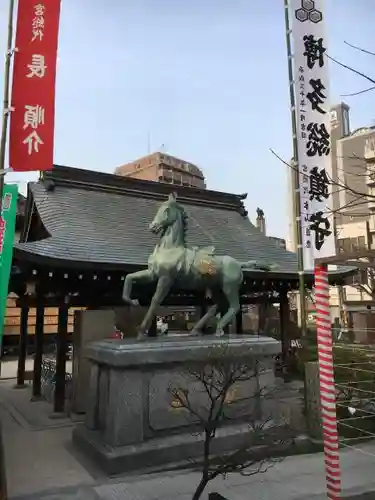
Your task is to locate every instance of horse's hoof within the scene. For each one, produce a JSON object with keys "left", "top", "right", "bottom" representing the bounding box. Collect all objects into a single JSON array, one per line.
[
  {"left": 136, "top": 331, "right": 146, "bottom": 340},
  {"left": 215, "top": 329, "right": 225, "bottom": 337},
  {"left": 123, "top": 296, "right": 139, "bottom": 307}
]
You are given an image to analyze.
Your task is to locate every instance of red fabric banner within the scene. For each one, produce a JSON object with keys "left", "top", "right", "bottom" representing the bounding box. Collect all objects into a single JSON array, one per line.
[{"left": 9, "top": 0, "right": 61, "bottom": 172}]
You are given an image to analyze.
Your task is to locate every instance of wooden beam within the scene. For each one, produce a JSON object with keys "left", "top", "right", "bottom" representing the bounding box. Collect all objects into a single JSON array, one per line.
[
  {"left": 15, "top": 290, "right": 286, "bottom": 309},
  {"left": 344, "top": 260, "right": 375, "bottom": 269},
  {"left": 235, "top": 308, "right": 243, "bottom": 334},
  {"left": 279, "top": 290, "right": 290, "bottom": 369},
  {"left": 315, "top": 249, "right": 375, "bottom": 266},
  {"left": 15, "top": 306, "right": 28, "bottom": 388},
  {"left": 31, "top": 303, "right": 44, "bottom": 400},
  {"left": 53, "top": 302, "right": 69, "bottom": 414}
]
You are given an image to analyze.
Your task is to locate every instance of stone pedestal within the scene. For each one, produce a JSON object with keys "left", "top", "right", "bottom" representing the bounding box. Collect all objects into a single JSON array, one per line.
[
  {"left": 72, "top": 310, "right": 115, "bottom": 414},
  {"left": 73, "top": 335, "right": 280, "bottom": 474},
  {"left": 305, "top": 361, "right": 323, "bottom": 439}
]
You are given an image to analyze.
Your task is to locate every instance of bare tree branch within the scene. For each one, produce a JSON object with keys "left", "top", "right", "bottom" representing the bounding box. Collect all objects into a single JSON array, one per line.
[
  {"left": 344, "top": 41, "right": 375, "bottom": 57},
  {"left": 169, "top": 350, "right": 292, "bottom": 500},
  {"left": 269, "top": 148, "right": 375, "bottom": 202},
  {"left": 341, "top": 85, "right": 375, "bottom": 97},
  {"left": 336, "top": 42, "right": 375, "bottom": 96},
  {"left": 327, "top": 54, "right": 375, "bottom": 86}
]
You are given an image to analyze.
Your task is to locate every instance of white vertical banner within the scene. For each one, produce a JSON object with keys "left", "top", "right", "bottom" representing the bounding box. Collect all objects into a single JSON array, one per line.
[{"left": 290, "top": 0, "right": 336, "bottom": 271}]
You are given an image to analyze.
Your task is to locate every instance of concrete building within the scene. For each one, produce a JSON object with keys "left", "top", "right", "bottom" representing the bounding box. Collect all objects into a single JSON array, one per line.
[
  {"left": 330, "top": 115, "right": 375, "bottom": 328},
  {"left": 330, "top": 102, "right": 351, "bottom": 221},
  {"left": 268, "top": 236, "right": 287, "bottom": 250},
  {"left": 335, "top": 126, "right": 375, "bottom": 226},
  {"left": 115, "top": 152, "right": 206, "bottom": 189},
  {"left": 254, "top": 208, "right": 287, "bottom": 250}
]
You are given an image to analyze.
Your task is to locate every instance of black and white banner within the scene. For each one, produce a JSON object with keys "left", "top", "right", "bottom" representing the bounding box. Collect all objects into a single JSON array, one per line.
[{"left": 291, "top": 0, "right": 336, "bottom": 270}]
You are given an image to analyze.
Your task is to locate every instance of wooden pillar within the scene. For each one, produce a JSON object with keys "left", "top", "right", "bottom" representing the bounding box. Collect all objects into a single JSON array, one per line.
[
  {"left": 258, "top": 301, "right": 267, "bottom": 333},
  {"left": 200, "top": 302, "right": 207, "bottom": 335},
  {"left": 148, "top": 316, "right": 157, "bottom": 337},
  {"left": 32, "top": 302, "right": 44, "bottom": 400},
  {"left": 279, "top": 290, "right": 290, "bottom": 367},
  {"left": 53, "top": 301, "right": 69, "bottom": 414},
  {"left": 15, "top": 306, "right": 29, "bottom": 388},
  {"left": 235, "top": 306, "right": 243, "bottom": 334}
]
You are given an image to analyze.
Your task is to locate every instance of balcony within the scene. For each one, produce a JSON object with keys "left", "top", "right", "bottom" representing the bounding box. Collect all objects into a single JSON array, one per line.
[
  {"left": 367, "top": 169, "right": 375, "bottom": 187},
  {"left": 369, "top": 197, "right": 375, "bottom": 211},
  {"left": 365, "top": 137, "right": 375, "bottom": 162}
]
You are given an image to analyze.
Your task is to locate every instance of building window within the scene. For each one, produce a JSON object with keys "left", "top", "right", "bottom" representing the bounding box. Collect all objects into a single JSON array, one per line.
[
  {"left": 350, "top": 269, "right": 368, "bottom": 285},
  {"left": 338, "top": 238, "right": 350, "bottom": 253},
  {"left": 343, "top": 108, "right": 350, "bottom": 137},
  {"left": 330, "top": 110, "right": 337, "bottom": 122},
  {"left": 338, "top": 236, "right": 367, "bottom": 253},
  {"left": 358, "top": 236, "right": 366, "bottom": 249}
]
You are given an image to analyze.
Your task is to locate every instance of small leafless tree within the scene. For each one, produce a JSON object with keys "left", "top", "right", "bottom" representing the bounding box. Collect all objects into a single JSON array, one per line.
[{"left": 169, "top": 348, "right": 293, "bottom": 500}]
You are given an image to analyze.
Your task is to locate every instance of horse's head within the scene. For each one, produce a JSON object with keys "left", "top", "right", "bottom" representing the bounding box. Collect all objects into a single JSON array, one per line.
[{"left": 149, "top": 192, "right": 188, "bottom": 241}]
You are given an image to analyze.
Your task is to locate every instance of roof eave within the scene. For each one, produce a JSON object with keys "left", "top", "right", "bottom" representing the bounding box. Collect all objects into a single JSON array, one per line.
[{"left": 13, "top": 246, "right": 356, "bottom": 285}]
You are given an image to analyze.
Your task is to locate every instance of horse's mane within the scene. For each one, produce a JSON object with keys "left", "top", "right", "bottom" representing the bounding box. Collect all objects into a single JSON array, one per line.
[{"left": 175, "top": 202, "right": 188, "bottom": 246}]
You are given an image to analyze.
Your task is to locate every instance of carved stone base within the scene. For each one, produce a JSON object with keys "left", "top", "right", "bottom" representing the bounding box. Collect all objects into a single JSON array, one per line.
[
  {"left": 73, "top": 334, "right": 281, "bottom": 474},
  {"left": 73, "top": 421, "right": 257, "bottom": 475}
]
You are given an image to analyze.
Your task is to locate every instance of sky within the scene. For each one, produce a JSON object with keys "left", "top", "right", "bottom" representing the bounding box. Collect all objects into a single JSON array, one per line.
[{"left": 0, "top": 0, "right": 374, "bottom": 239}]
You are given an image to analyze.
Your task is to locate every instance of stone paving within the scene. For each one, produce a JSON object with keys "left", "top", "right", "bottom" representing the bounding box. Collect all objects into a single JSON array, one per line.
[
  {"left": 0, "top": 378, "right": 94, "bottom": 498},
  {"left": 1, "top": 360, "right": 375, "bottom": 500},
  {"left": 90, "top": 449, "right": 375, "bottom": 500}
]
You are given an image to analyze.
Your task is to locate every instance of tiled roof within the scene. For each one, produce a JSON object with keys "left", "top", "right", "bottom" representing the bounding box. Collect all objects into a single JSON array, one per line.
[{"left": 13, "top": 165, "right": 351, "bottom": 278}]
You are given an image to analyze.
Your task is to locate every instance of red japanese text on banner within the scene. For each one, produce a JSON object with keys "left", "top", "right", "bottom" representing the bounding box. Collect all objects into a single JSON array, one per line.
[
  {"left": 290, "top": 0, "right": 336, "bottom": 271},
  {"left": 9, "top": 0, "right": 61, "bottom": 172}
]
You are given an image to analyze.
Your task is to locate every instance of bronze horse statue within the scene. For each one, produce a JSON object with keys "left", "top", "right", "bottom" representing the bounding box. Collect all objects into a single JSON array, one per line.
[{"left": 122, "top": 193, "right": 275, "bottom": 339}]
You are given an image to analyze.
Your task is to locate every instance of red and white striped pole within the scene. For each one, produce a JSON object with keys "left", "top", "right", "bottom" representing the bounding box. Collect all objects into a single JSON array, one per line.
[{"left": 314, "top": 263, "right": 341, "bottom": 499}]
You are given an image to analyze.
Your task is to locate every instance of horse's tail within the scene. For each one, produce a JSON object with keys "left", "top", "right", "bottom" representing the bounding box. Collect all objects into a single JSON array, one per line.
[{"left": 239, "top": 260, "right": 272, "bottom": 272}]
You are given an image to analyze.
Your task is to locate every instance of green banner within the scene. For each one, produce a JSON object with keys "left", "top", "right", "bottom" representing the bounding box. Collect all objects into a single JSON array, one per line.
[{"left": 0, "top": 184, "right": 18, "bottom": 346}]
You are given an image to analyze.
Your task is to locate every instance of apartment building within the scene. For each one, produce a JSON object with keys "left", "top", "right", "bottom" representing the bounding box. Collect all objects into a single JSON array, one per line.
[
  {"left": 268, "top": 236, "right": 287, "bottom": 250},
  {"left": 115, "top": 152, "right": 206, "bottom": 189},
  {"left": 331, "top": 118, "right": 375, "bottom": 326}
]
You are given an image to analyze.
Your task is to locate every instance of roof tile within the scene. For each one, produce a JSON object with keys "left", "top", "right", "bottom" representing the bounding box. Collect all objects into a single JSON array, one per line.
[
  {"left": 14, "top": 167, "right": 353, "bottom": 278},
  {"left": 15, "top": 178, "right": 299, "bottom": 271}
]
